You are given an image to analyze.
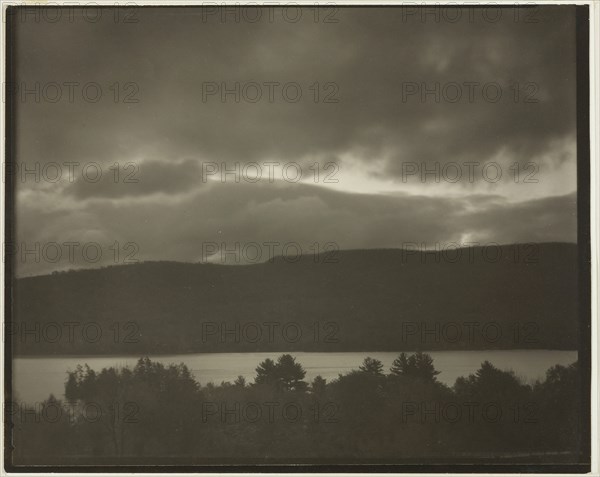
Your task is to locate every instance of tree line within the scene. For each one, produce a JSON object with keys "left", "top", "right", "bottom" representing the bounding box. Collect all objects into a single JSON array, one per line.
[{"left": 9, "top": 352, "right": 582, "bottom": 465}]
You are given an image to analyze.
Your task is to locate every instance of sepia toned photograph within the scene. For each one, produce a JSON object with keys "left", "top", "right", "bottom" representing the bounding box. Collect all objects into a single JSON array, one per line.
[{"left": 2, "top": 2, "right": 592, "bottom": 473}]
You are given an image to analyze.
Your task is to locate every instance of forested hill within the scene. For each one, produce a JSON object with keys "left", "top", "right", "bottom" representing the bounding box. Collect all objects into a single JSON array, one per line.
[{"left": 13, "top": 243, "right": 578, "bottom": 355}]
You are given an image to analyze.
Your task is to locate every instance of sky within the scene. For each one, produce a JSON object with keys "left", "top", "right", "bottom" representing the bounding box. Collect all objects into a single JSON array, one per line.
[{"left": 12, "top": 6, "right": 578, "bottom": 276}]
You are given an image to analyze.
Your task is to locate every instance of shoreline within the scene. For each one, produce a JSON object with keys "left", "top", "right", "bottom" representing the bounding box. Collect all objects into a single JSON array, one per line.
[{"left": 13, "top": 348, "right": 580, "bottom": 359}]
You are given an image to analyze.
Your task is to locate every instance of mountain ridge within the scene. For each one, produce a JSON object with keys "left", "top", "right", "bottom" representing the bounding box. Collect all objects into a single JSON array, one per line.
[{"left": 12, "top": 242, "right": 579, "bottom": 355}]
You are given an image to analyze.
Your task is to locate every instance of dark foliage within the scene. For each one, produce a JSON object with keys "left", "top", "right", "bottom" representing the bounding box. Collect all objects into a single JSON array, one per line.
[
  {"left": 10, "top": 353, "right": 583, "bottom": 465},
  {"left": 255, "top": 354, "right": 308, "bottom": 391},
  {"left": 13, "top": 244, "right": 578, "bottom": 354}
]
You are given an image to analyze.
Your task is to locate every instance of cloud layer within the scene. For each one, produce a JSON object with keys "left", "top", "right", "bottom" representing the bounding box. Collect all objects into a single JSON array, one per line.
[{"left": 12, "top": 6, "right": 578, "bottom": 276}]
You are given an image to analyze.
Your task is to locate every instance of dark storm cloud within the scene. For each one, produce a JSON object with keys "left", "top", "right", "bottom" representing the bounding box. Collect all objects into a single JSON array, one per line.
[
  {"left": 15, "top": 180, "right": 576, "bottom": 276},
  {"left": 15, "top": 6, "right": 576, "bottom": 181},
  {"left": 12, "top": 6, "right": 578, "bottom": 276},
  {"left": 66, "top": 158, "right": 205, "bottom": 199}
]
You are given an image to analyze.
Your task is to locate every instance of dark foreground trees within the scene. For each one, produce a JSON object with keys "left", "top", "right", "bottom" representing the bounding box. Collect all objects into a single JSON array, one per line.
[
  {"left": 10, "top": 354, "right": 582, "bottom": 465},
  {"left": 254, "top": 354, "right": 308, "bottom": 391}
]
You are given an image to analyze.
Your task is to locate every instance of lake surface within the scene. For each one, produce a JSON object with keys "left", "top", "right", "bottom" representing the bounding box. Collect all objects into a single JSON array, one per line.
[{"left": 13, "top": 350, "right": 578, "bottom": 404}]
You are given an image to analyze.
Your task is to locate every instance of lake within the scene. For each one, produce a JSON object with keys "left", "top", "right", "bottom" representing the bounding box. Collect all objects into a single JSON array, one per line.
[{"left": 13, "top": 350, "right": 578, "bottom": 404}]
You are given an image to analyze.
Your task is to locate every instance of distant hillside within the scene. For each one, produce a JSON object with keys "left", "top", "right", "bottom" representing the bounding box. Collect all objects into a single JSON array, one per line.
[{"left": 12, "top": 243, "right": 579, "bottom": 355}]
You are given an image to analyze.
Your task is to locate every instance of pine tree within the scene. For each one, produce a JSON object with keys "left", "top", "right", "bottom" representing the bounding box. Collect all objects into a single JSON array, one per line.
[
  {"left": 359, "top": 357, "right": 384, "bottom": 376},
  {"left": 254, "top": 358, "right": 278, "bottom": 386},
  {"left": 390, "top": 352, "right": 409, "bottom": 376},
  {"left": 254, "top": 355, "right": 308, "bottom": 391},
  {"left": 413, "top": 351, "right": 440, "bottom": 381},
  {"left": 276, "top": 354, "right": 308, "bottom": 392}
]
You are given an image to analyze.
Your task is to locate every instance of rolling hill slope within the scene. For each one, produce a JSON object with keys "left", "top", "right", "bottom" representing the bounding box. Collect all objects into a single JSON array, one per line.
[{"left": 12, "top": 243, "right": 579, "bottom": 355}]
